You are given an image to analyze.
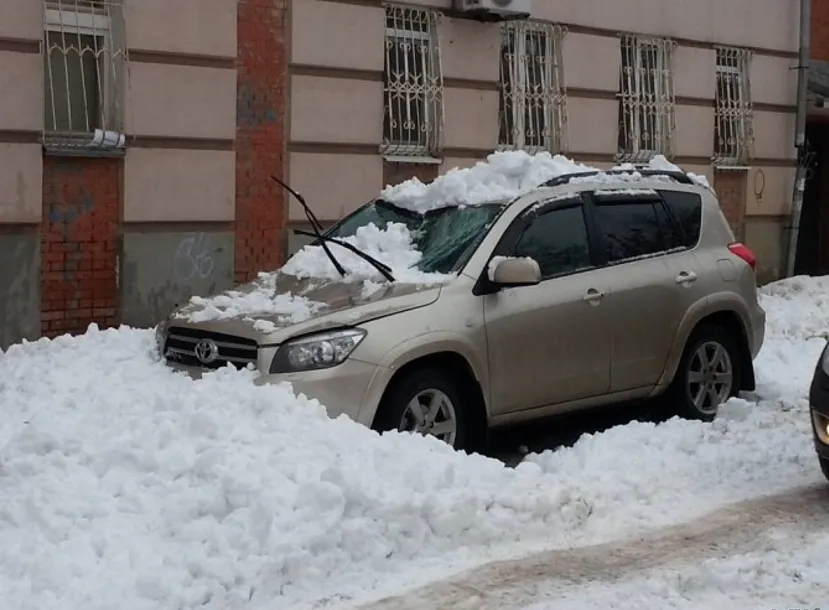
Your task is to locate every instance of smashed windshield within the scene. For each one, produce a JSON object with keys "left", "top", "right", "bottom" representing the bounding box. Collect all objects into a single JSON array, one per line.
[{"left": 325, "top": 200, "right": 505, "bottom": 275}]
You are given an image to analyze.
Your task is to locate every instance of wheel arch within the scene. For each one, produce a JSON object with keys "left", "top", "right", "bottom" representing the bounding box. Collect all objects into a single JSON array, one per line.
[
  {"left": 659, "top": 298, "right": 756, "bottom": 393},
  {"left": 359, "top": 336, "right": 490, "bottom": 452}
]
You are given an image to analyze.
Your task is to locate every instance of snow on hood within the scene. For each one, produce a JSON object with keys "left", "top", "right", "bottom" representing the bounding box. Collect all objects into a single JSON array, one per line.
[{"left": 175, "top": 151, "right": 710, "bottom": 327}]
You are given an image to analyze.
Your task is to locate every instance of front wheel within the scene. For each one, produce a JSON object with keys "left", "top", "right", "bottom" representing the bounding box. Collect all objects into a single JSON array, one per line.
[
  {"left": 372, "top": 367, "right": 468, "bottom": 450},
  {"left": 666, "top": 324, "right": 741, "bottom": 422}
]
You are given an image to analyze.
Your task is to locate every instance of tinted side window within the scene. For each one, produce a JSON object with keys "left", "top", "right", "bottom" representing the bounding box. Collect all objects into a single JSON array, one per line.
[
  {"left": 512, "top": 206, "right": 592, "bottom": 278},
  {"left": 659, "top": 190, "right": 703, "bottom": 248},
  {"left": 593, "top": 200, "right": 666, "bottom": 263}
]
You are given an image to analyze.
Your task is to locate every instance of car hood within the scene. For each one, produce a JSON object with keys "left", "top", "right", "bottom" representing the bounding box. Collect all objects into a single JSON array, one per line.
[{"left": 167, "top": 270, "right": 445, "bottom": 343}]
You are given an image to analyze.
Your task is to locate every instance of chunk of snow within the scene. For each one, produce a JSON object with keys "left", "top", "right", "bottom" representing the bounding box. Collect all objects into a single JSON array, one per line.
[
  {"left": 1, "top": 277, "right": 828, "bottom": 609},
  {"left": 281, "top": 221, "right": 452, "bottom": 286}
]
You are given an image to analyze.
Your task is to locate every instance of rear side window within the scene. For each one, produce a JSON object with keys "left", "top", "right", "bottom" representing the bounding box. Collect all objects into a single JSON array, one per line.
[
  {"left": 658, "top": 190, "right": 703, "bottom": 248},
  {"left": 512, "top": 205, "right": 592, "bottom": 278},
  {"left": 592, "top": 198, "right": 677, "bottom": 263}
]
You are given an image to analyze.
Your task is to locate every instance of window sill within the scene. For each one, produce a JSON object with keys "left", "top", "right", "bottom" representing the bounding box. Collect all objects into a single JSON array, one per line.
[
  {"left": 43, "top": 145, "right": 127, "bottom": 159},
  {"left": 382, "top": 154, "right": 443, "bottom": 165}
]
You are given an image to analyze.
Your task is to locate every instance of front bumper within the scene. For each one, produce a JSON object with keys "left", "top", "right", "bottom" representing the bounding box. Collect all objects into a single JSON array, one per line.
[
  {"left": 165, "top": 355, "right": 386, "bottom": 426},
  {"left": 254, "top": 358, "right": 385, "bottom": 425},
  {"left": 808, "top": 353, "right": 829, "bottom": 459}
]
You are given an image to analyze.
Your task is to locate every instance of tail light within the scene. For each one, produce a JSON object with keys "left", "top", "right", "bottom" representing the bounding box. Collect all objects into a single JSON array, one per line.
[{"left": 728, "top": 242, "right": 756, "bottom": 270}]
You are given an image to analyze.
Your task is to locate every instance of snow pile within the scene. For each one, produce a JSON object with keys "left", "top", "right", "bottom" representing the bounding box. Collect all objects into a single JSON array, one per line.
[
  {"left": 1, "top": 276, "right": 827, "bottom": 610},
  {"left": 758, "top": 274, "right": 829, "bottom": 341},
  {"left": 381, "top": 151, "right": 710, "bottom": 211},
  {"left": 281, "top": 221, "right": 452, "bottom": 292},
  {"left": 180, "top": 272, "right": 322, "bottom": 326}
]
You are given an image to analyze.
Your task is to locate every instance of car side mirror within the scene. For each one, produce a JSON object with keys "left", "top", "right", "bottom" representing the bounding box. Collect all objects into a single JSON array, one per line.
[{"left": 488, "top": 256, "right": 541, "bottom": 287}]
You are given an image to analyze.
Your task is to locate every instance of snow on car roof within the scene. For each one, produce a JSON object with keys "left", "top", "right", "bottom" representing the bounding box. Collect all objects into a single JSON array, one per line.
[{"left": 381, "top": 150, "right": 710, "bottom": 213}]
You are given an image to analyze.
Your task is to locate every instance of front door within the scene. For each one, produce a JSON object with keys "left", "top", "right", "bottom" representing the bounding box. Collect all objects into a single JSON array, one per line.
[{"left": 483, "top": 201, "right": 612, "bottom": 415}]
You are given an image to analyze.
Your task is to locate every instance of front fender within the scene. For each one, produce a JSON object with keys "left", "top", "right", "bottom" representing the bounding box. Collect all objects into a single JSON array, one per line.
[{"left": 356, "top": 332, "right": 490, "bottom": 425}]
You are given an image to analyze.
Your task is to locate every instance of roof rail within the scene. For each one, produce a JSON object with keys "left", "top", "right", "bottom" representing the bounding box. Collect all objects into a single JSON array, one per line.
[{"left": 540, "top": 168, "right": 695, "bottom": 188}]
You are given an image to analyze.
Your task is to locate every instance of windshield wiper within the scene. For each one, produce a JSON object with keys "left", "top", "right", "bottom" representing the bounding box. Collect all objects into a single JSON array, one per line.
[
  {"left": 270, "top": 175, "right": 396, "bottom": 282},
  {"left": 270, "top": 175, "right": 346, "bottom": 277},
  {"left": 291, "top": 229, "right": 395, "bottom": 282}
]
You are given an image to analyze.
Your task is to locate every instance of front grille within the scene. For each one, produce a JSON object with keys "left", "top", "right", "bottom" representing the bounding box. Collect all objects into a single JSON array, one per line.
[{"left": 164, "top": 326, "right": 258, "bottom": 370}]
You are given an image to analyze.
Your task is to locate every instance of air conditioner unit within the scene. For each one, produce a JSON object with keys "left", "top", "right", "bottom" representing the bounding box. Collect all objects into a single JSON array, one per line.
[{"left": 453, "top": 0, "right": 532, "bottom": 20}]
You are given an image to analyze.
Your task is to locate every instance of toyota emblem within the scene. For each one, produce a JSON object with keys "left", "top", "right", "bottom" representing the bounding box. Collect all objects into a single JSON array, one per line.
[{"left": 194, "top": 339, "right": 219, "bottom": 364}]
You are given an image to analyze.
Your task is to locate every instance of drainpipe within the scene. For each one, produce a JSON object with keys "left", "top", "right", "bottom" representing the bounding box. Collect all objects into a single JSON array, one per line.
[{"left": 784, "top": 0, "right": 811, "bottom": 277}]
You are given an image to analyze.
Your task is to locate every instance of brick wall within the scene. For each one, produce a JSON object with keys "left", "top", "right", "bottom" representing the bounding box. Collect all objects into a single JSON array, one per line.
[
  {"left": 814, "top": 0, "right": 829, "bottom": 61},
  {"left": 41, "top": 157, "right": 120, "bottom": 337},
  {"left": 234, "top": 0, "right": 288, "bottom": 284}
]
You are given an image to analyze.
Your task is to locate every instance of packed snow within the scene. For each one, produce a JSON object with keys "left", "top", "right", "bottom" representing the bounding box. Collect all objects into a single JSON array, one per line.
[{"left": 517, "top": 528, "right": 829, "bottom": 609}]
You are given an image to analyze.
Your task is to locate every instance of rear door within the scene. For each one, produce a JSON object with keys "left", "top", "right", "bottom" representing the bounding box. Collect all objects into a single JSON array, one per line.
[{"left": 584, "top": 189, "right": 699, "bottom": 392}]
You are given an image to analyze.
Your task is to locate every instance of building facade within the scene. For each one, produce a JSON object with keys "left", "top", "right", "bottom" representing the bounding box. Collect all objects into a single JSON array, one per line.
[
  {"left": 0, "top": 0, "right": 287, "bottom": 348},
  {"left": 286, "top": 0, "right": 799, "bottom": 280},
  {"left": 0, "top": 0, "right": 801, "bottom": 348}
]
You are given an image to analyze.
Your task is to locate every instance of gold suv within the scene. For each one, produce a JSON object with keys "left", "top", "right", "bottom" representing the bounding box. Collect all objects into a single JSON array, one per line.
[{"left": 157, "top": 166, "right": 766, "bottom": 451}]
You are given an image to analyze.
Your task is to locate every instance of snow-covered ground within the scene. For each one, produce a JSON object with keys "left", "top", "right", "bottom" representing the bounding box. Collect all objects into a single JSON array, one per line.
[{"left": 1, "top": 275, "right": 827, "bottom": 610}]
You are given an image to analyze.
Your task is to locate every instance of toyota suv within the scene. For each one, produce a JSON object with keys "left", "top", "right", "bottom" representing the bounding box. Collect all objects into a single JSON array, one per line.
[{"left": 156, "top": 155, "right": 766, "bottom": 452}]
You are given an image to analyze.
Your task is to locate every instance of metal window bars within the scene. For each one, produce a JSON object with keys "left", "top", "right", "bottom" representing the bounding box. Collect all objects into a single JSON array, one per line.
[
  {"left": 43, "top": 0, "right": 127, "bottom": 152},
  {"left": 498, "top": 21, "right": 568, "bottom": 154},
  {"left": 382, "top": 5, "right": 443, "bottom": 159},
  {"left": 617, "top": 33, "right": 676, "bottom": 163},
  {"left": 714, "top": 46, "right": 754, "bottom": 167}
]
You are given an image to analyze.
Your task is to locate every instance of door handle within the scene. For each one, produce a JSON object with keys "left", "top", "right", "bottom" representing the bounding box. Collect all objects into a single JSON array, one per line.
[
  {"left": 675, "top": 271, "right": 698, "bottom": 284},
  {"left": 583, "top": 288, "right": 604, "bottom": 305}
]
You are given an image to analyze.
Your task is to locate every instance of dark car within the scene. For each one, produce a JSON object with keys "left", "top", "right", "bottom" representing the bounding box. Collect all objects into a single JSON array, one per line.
[{"left": 809, "top": 342, "right": 829, "bottom": 481}]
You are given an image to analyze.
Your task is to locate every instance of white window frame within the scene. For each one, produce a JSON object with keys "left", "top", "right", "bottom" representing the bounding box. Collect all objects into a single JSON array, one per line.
[
  {"left": 381, "top": 5, "right": 444, "bottom": 161},
  {"left": 617, "top": 34, "right": 676, "bottom": 162},
  {"left": 498, "top": 21, "right": 568, "bottom": 154},
  {"left": 43, "top": 0, "right": 126, "bottom": 151},
  {"left": 714, "top": 46, "right": 754, "bottom": 167}
]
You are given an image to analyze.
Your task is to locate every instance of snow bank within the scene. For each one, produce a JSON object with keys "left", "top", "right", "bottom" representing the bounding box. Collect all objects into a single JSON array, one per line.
[
  {"left": 381, "top": 151, "right": 710, "bottom": 212},
  {"left": 1, "top": 276, "right": 827, "bottom": 610}
]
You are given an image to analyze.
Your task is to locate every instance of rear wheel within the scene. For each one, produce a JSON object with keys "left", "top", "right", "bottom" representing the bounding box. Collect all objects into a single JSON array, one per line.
[
  {"left": 666, "top": 324, "right": 741, "bottom": 421},
  {"left": 372, "top": 367, "right": 468, "bottom": 450}
]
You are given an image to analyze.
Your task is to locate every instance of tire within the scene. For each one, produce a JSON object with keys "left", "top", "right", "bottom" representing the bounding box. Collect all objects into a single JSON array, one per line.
[
  {"left": 820, "top": 456, "right": 829, "bottom": 483},
  {"left": 372, "top": 367, "right": 469, "bottom": 450},
  {"left": 665, "top": 324, "right": 742, "bottom": 422}
]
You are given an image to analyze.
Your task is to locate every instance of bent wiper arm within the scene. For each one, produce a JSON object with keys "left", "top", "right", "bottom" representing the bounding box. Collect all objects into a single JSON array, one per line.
[
  {"left": 293, "top": 229, "right": 396, "bottom": 282},
  {"left": 270, "top": 175, "right": 346, "bottom": 277}
]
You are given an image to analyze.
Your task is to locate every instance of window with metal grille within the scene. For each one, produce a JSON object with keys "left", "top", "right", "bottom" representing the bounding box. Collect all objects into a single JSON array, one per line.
[
  {"left": 498, "top": 22, "right": 567, "bottom": 153},
  {"left": 382, "top": 5, "right": 443, "bottom": 159},
  {"left": 617, "top": 34, "right": 675, "bottom": 162},
  {"left": 43, "top": 0, "right": 126, "bottom": 151},
  {"left": 714, "top": 46, "right": 753, "bottom": 166}
]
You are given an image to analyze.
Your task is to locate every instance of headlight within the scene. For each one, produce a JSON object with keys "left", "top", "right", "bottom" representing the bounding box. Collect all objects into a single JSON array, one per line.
[
  {"left": 821, "top": 344, "right": 829, "bottom": 376},
  {"left": 270, "top": 329, "right": 366, "bottom": 373}
]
